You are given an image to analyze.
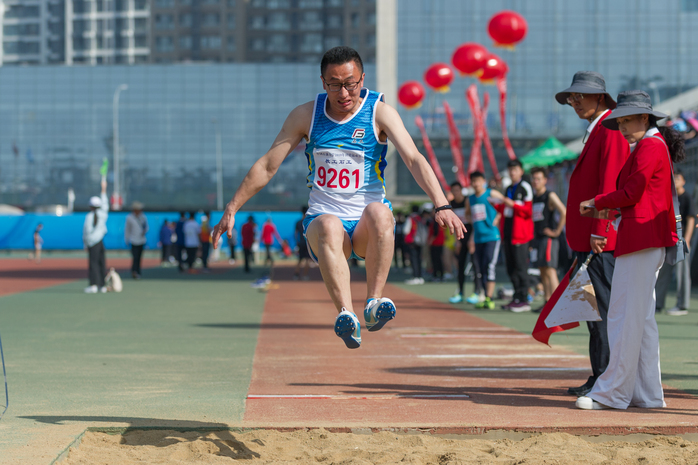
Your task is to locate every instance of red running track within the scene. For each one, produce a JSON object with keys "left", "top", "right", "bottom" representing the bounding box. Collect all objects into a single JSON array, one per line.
[{"left": 244, "top": 268, "right": 698, "bottom": 434}]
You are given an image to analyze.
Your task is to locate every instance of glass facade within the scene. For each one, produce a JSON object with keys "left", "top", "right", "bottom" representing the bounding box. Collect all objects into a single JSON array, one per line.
[
  {"left": 0, "top": 63, "right": 376, "bottom": 210},
  {"left": 397, "top": 0, "right": 698, "bottom": 139}
]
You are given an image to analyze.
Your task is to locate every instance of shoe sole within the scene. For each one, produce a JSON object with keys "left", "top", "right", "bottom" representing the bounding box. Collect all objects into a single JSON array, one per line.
[
  {"left": 365, "top": 300, "right": 396, "bottom": 332},
  {"left": 335, "top": 314, "right": 361, "bottom": 349}
]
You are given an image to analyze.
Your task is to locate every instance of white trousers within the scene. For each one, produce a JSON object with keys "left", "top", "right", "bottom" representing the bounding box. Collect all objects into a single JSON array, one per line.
[{"left": 588, "top": 247, "right": 666, "bottom": 409}]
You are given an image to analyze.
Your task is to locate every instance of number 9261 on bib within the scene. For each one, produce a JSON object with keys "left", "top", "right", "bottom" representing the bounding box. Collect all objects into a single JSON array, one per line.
[{"left": 313, "top": 148, "right": 365, "bottom": 194}]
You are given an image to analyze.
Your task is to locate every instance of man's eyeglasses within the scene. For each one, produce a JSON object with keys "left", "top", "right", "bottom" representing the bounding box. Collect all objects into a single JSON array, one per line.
[
  {"left": 323, "top": 78, "right": 361, "bottom": 92},
  {"left": 566, "top": 93, "right": 585, "bottom": 105}
]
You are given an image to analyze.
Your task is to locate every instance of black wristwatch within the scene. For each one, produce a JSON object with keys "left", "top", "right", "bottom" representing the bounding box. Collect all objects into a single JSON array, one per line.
[{"left": 434, "top": 205, "right": 452, "bottom": 213}]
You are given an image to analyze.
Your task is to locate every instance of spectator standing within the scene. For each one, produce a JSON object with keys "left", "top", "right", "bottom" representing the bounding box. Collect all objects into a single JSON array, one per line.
[
  {"left": 555, "top": 71, "right": 629, "bottom": 398},
  {"left": 465, "top": 171, "right": 502, "bottom": 309},
  {"left": 159, "top": 220, "right": 173, "bottom": 265},
  {"left": 490, "top": 160, "right": 534, "bottom": 312},
  {"left": 294, "top": 206, "right": 311, "bottom": 280},
  {"left": 448, "top": 181, "right": 477, "bottom": 303},
  {"left": 183, "top": 212, "right": 201, "bottom": 271},
  {"left": 200, "top": 214, "right": 212, "bottom": 271},
  {"left": 261, "top": 217, "right": 282, "bottom": 268},
  {"left": 83, "top": 178, "right": 109, "bottom": 293},
  {"left": 175, "top": 212, "right": 186, "bottom": 272},
  {"left": 427, "top": 207, "right": 445, "bottom": 281},
  {"left": 655, "top": 169, "right": 695, "bottom": 315},
  {"left": 32, "top": 223, "right": 44, "bottom": 264},
  {"left": 393, "top": 211, "right": 408, "bottom": 269},
  {"left": 403, "top": 205, "right": 426, "bottom": 284},
  {"left": 530, "top": 167, "right": 567, "bottom": 311},
  {"left": 228, "top": 226, "right": 238, "bottom": 264},
  {"left": 124, "top": 201, "right": 148, "bottom": 279},
  {"left": 241, "top": 215, "right": 257, "bottom": 273}
]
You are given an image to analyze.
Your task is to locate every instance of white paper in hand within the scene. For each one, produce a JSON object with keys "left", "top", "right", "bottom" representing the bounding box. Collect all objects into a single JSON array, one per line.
[{"left": 544, "top": 263, "right": 600, "bottom": 327}]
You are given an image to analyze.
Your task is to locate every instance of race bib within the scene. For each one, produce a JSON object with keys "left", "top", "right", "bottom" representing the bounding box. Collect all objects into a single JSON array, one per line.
[
  {"left": 504, "top": 206, "right": 514, "bottom": 218},
  {"left": 471, "top": 203, "right": 487, "bottom": 223},
  {"left": 313, "top": 148, "right": 365, "bottom": 194},
  {"left": 533, "top": 202, "right": 545, "bottom": 222}
]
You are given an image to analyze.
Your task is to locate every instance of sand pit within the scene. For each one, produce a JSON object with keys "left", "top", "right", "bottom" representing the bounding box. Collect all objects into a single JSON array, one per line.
[{"left": 60, "top": 428, "right": 698, "bottom": 464}]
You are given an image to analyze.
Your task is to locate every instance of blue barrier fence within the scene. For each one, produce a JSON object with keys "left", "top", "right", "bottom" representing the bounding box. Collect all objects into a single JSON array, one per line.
[{"left": 0, "top": 211, "right": 303, "bottom": 251}]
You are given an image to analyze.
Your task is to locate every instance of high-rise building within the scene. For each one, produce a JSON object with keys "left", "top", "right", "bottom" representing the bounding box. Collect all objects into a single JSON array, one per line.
[{"left": 149, "top": 0, "right": 376, "bottom": 64}]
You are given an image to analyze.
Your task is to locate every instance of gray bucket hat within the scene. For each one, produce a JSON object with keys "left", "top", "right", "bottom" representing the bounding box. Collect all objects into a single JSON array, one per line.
[
  {"left": 555, "top": 71, "right": 617, "bottom": 109},
  {"left": 601, "top": 90, "right": 668, "bottom": 130}
]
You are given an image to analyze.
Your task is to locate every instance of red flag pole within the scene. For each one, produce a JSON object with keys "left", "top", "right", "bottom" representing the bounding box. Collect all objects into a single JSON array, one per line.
[
  {"left": 481, "top": 93, "right": 502, "bottom": 182},
  {"left": 497, "top": 76, "right": 517, "bottom": 160},
  {"left": 415, "top": 115, "right": 450, "bottom": 192},
  {"left": 465, "top": 85, "right": 484, "bottom": 177},
  {"left": 532, "top": 258, "right": 581, "bottom": 346},
  {"left": 442, "top": 101, "right": 468, "bottom": 187}
]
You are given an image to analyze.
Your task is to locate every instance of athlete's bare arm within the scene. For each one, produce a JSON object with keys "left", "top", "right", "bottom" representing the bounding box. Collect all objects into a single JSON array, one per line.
[
  {"left": 212, "top": 102, "right": 313, "bottom": 247},
  {"left": 375, "top": 102, "right": 466, "bottom": 239},
  {"left": 543, "top": 191, "right": 567, "bottom": 238}
]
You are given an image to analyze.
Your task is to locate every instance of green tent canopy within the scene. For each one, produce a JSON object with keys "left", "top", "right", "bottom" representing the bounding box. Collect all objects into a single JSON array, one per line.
[{"left": 520, "top": 136, "right": 579, "bottom": 170}]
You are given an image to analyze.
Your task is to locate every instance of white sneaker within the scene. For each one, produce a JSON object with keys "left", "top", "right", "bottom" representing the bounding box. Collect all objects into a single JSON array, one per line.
[
  {"left": 84, "top": 285, "right": 98, "bottom": 294},
  {"left": 405, "top": 277, "right": 424, "bottom": 285},
  {"left": 667, "top": 307, "right": 688, "bottom": 316},
  {"left": 575, "top": 396, "right": 612, "bottom": 410},
  {"left": 99, "top": 286, "right": 108, "bottom": 293}
]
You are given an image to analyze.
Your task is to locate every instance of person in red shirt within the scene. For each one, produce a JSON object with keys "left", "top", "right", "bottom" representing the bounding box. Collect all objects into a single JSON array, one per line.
[
  {"left": 261, "top": 217, "right": 282, "bottom": 268},
  {"left": 555, "top": 71, "right": 630, "bottom": 398},
  {"left": 240, "top": 216, "right": 257, "bottom": 273},
  {"left": 426, "top": 206, "right": 445, "bottom": 281},
  {"left": 577, "top": 90, "right": 683, "bottom": 410}
]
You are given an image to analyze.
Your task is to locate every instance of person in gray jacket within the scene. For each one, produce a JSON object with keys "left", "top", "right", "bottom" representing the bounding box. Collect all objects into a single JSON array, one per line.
[{"left": 83, "top": 178, "right": 109, "bottom": 293}]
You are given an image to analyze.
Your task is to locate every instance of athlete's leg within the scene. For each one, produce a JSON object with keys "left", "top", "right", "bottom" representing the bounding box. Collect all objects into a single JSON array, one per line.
[
  {"left": 305, "top": 214, "right": 353, "bottom": 313},
  {"left": 351, "top": 202, "right": 394, "bottom": 300}
]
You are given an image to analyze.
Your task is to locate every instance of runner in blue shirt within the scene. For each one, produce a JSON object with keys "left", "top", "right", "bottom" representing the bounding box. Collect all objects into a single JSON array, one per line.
[{"left": 212, "top": 47, "right": 466, "bottom": 349}]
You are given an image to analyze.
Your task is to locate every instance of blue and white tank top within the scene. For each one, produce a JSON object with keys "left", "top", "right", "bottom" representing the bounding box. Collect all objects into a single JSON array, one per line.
[
  {"left": 469, "top": 188, "right": 501, "bottom": 244},
  {"left": 305, "top": 88, "right": 389, "bottom": 220}
]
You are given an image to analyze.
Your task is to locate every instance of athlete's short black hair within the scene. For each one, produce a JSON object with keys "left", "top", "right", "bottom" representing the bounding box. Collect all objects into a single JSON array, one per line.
[
  {"left": 450, "top": 181, "right": 462, "bottom": 189},
  {"left": 469, "top": 171, "right": 485, "bottom": 181},
  {"left": 530, "top": 167, "right": 548, "bottom": 177},
  {"left": 321, "top": 46, "right": 364, "bottom": 77},
  {"left": 507, "top": 159, "right": 523, "bottom": 169}
]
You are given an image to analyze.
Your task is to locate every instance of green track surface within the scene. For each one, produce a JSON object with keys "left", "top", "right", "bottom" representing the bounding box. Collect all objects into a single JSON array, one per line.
[
  {"left": 0, "top": 264, "right": 266, "bottom": 464},
  {"left": 391, "top": 269, "right": 698, "bottom": 397}
]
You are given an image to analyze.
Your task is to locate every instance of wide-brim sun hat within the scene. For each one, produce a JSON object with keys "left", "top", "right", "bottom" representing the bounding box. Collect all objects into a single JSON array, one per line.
[
  {"left": 601, "top": 90, "right": 668, "bottom": 130},
  {"left": 555, "top": 71, "right": 617, "bottom": 109},
  {"left": 89, "top": 196, "right": 102, "bottom": 208}
]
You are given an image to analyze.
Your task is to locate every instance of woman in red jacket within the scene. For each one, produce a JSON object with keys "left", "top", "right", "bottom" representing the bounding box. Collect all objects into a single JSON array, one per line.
[{"left": 578, "top": 91, "right": 684, "bottom": 410}]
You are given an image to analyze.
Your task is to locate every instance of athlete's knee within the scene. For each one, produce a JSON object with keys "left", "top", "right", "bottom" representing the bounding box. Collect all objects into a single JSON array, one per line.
[
  {"left": 362, "top": 203, "right": 394, "bottom": 233},
  {"left": 307, "top": 215, "right": 345, "bottom": 249}
]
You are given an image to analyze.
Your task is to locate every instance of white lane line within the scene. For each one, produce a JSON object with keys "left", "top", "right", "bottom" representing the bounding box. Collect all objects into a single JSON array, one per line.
[
  {"left": 418, "top": 354, "right": 587, "bottom": 359},
  {"left": 247, "top": 394, "right": 470, "bottom": 400},
  {"left": 401, "top": 334, "right": 531, "bottom": 339},
  {"left": 453, "top": 367, "right": 590, "bottom": 372},
  {"left": 395, "top": 327, "right": 518, "bottom": 332}
]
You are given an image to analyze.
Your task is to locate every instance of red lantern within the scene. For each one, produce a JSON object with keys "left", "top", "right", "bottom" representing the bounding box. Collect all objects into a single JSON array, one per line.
[
  {"left": 488, "top": 10, "right": 528, "bottom": 49},
  {"left": 398, "top": 81, "right": 426, "bottom": 109},
  {"left": 451, "top": 43, "right": 488, "bottom": 76},
  {"left": 478, "top": 54, "right": 508, "bottom": 84},
  {"left": 424, "top": 63, "right": 454, "bottom": 93}
]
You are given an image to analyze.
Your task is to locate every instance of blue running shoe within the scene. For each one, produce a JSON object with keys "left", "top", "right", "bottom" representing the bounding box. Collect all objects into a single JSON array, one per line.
[
  {"left": 465, "top": 293, "right": 481, "bottom": 304},
  {"left": 363, "top": 297, "right": 396, "bottom": 332},
  {"left": 448, "top": 293, "right": 463, "bottom": 304},
  {"left": 335, "top": 309, "right": 361, "bottom": 349}
]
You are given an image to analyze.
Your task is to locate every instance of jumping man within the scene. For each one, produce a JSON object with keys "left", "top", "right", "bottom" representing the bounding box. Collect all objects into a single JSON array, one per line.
[{"left": 212, "top": 47, "right": 465, "bottom": 349}]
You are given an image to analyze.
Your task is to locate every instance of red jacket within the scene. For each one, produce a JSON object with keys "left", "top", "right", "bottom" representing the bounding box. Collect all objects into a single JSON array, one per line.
[
  {"left": 495, "top": 180, "right": 534, "bottom": 245},
  {"left": 566, "top": 111, "right": 630, "bottom": 252},
  {"left": 594, "top": 132, "right": 677, "bottom": 257}
]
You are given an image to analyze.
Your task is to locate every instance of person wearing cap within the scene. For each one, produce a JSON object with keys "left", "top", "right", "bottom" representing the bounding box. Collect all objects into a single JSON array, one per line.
[
  {"left": 124, "top": 201, "right": 149, "bottom": 279},
  {"left": 576, "top": 90, "right": 684, "bottom": 410},
  {"left": 83, "top": 178, "right": 109, "bottom": 294},
  {"left": 241, "top": 215, "right": 257, "bottom": 273},
  {"left": 555, "top": 71, "right": 630, "bottom": 397}
]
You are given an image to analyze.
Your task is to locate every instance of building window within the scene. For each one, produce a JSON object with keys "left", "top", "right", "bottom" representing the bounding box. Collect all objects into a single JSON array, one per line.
[
  {"left": 73, "top": 37, "right": 91, "bottom": 51},
  {"left": 324, "top": 36, "right": 341, "bottom": 49},
  {"left": 250, "top": 15, "right": 265, "bottom": 29},
  {"left": 3, "top": 42, "right": 19, "bottom": 54},
  {"left": 326, "top": 0, "right": 342, "bottom": 6},
  {"left": 155, "top": 14, "right": 175, "bottom": 30},
  {"left": 180, "top": 13, "right": 193, "bottom": 27},
  {"left": 227, "top": 14, "right": 236, "bottom": 29},
  {"left": 267, "top": 12, "right": 290, "bottom": 30},
  {"left": 135, "top": 34, "right": 147, "bottom": 47},
  {"left": 226, "top": 36, "right": 236, "bottom": 51},
  {"left": 4, "top": 5, "right": 40, "bottom": 18},
  {"left": 350, "top": 34, "right": 359, "bottom": 49},
  {"left": 351, "top": 13, "right": 361, "bottom": 28},
  {"left": 267, "top": 0, "right": 291, "bottom": 8},
  {"left": 202, "top": 0, "right": 220, "bottom": 4},
  {"left": 300, "top": 33, "right": 322, "bottom": 53},
  {"left": 201, "top": 36, "right": 222, "bottom": 49},
  {"left": 250, "top": 38, "right": 264, "bottom": 51},
  {"left": 298, "top": 0, "right": 322, "bottom": 7},
  {"left": 202, "top": 13, "right": 221, "bottom": 27},
  {"left": 682, "top": 0, "right": 698, "bottom": 11},
  {"left": 73, "top": 0, "right": 89, "bottom": 13},
  {"left": 134, "top": 0, "right": 147, "bottom": 9},
  {"left": 299, "top": 11, "right": 322, "bottom": 30},
  {"left": 156, "top": 36, "right": 175, "bottom": 52},
  {"left": 179, "top": 36, "right": 192, "bottom": 49},
  {"left": 267, "top": 34, "right": 289, "bottom": 52},
  {"left": 227, "top": 0, "right": 236, "bottom": 6},
  {"left": 326, "top": 14, "right": 342, "bottom": 28},
  {"left": 156, "top": 0, "right": 175, "bottom": 6},
  {"left": 251, "top": 0, "right": 265, "bottom": 7},
  {"left": 366, "top": 12, "right": 376, "bottom": 25},
  {"left": 4, "top": 24, "right": 41, "bottom": 36},
  {"left": 180, "top": 0, "right": 193, "bottom": 5},
  {"left": 366, "top": 33, "right": 375, "bottom": 47},
  {"left": 135, "top": 18, "right": 147, "bottom": 33},
  {"left": 73, "top": 19, "right": 92, "bottom": 34}
]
